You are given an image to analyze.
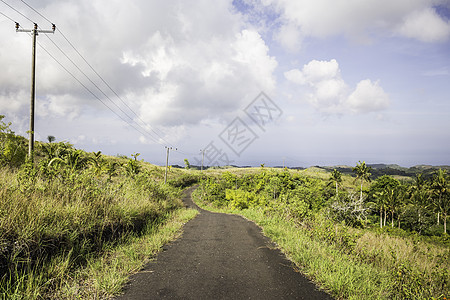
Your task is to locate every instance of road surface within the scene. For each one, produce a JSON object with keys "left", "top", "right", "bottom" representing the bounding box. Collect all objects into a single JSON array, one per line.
[{"left": 116, "top": 186, "right": 333, "bottom": 299}]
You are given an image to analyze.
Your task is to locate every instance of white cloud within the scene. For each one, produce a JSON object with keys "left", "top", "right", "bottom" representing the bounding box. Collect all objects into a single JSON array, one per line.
[
  {"left": 396, "top": 8, "right": 450, "bottom": 42},
  {"left": 0, "top": 0, "right": 277, "bottom": 130},
  {"left": 347, "top": 79, "right": 390, "bottom": 113},
  {"left": 284, "top": 59, "right": 389, "bottom": 114},
  {"left": 37, "top": 94, "right": 83, "bottom": 120},
  {"left": 0, "top": 90, "right": 27, "bottom": 114},
  {"left": 254, "top": 0, "right": 450, "bottom": 50},
  {"left": 275, "top": 23, "right": 303, "bottom": 52}
]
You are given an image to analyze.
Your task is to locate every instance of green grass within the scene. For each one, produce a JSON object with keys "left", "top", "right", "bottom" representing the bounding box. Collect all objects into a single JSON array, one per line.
[
  {"left": 55, "top": 208, "right": 198, "bottom": 299},
  {"left": 192, "top": 188, "right": 450, "bottom": 300},
  {"left": 0, "top": 156, "right": 199, "bottom": 299}
]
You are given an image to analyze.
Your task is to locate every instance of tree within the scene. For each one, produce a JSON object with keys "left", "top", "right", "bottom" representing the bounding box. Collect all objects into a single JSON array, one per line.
[
  {"left": 370, "top": 175, "right": 399, "bottom": 228},
  {"left": 0, "top": 115, "right": 27, "bottom": 167},
  {"left": 329, "top": 169, "right": 342, "bottom": 198},
  {"left": 41, "top": 141, "right": 71, "bottom": 161},
  {"left": 385, "top": 184, "right": 407, "bottom": 228},
  {"left": 48, "top": 149, "right": 88, "bottom": 172},
  {"left": 184, "top": 158, "right": 190, "bottom": 170},
  {"left": 131, "top": 152, "right": 140, "bottom": 161},
  {"left": 353, "top": 161, "right": 371, "bottom": 201},
  {"left": 88, "top": 151, "right": 104, "bottom": 176},
  {"left": 409, "top": 173, "right": 431, "bottom": 234},
  {"left": 331, "top": 191, "right": 370, "bottom": 225},
  {"left": 47, "top": 135, "right": 55, "bottom": 143},
  {"left": 431, "top": 169, "right": 450, "bottom": 234}
]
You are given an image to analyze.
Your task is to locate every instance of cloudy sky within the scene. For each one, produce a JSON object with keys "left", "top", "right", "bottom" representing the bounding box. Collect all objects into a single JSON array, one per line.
[{"left": 1, "top": 0, "right": 449, "bottom": 167}]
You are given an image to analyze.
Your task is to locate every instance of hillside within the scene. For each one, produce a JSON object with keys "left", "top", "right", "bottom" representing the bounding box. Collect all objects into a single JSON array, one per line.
[{"left": 319, "top": 163, "right": 450, "bottom": 179}]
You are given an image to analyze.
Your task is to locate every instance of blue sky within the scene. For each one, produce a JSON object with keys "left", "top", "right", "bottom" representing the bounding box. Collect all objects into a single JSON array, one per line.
[{"left": 0, "top": 0, "right": 449, "bottom": 167}]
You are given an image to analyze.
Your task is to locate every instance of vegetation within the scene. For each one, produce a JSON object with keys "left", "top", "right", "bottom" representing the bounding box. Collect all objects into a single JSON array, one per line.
[
  {"left": 0, "top": 115, "right": 200, "bottom": 298},
  {"left": 193, "top": 166, "right": 449, "bottom": 300},
  {"left": 1, "top": 114, "right": 449, "bottom": 299}
]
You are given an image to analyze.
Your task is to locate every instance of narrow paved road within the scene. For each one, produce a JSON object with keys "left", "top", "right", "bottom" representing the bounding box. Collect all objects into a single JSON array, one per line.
[{"left": 116, "top": 186, "right": 333, "bottom": 299}]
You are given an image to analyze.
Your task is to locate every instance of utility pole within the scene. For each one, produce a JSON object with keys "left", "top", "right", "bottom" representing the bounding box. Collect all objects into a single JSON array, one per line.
[
  {"left": 164, "top": 146, "right": 176, "bottom": 184},
  {"left": 16, "top": 22, "right": 55, "bottom": 162},
  {"left": 200, "top": 149, "right": 206, "bottom": 171}
]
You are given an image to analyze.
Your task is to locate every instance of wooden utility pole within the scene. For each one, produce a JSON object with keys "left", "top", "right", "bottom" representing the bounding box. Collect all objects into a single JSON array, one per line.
[
  {"left": 164, "top": 146, "right": 176, "bottom": 184},
  {"left": 16, "top": 22, "right": 55, "bottom": 162},
  {"left": 200, "top": 149, "right": 206, "bottom": 171}
]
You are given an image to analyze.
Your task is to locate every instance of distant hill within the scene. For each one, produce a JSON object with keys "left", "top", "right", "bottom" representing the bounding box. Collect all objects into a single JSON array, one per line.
[
  {"left": 172, "top": 163, "right": 450, "bottom": 179},
  {"left": 318, "top": 164, "right": 450, "bottom": 179}
]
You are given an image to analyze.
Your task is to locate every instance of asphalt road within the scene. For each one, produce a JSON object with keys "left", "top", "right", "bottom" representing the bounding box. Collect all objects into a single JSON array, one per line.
[{"left": 115, "top": 186, "right": 333, "bottom": 300}]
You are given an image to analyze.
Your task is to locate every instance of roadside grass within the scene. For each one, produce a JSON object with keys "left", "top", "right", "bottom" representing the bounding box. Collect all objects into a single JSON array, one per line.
[
  {"left": 0, "top": 160, "right": 199, "bottom": 299},
  {"left": 192, "top": 188, "right": 449, "bottom": 300},
  {"left": 55, "top": 208, "right": 198, "bottom": 299}
]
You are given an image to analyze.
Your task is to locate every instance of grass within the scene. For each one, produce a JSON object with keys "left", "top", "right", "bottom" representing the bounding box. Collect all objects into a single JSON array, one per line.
[
  {"left": 55, "top": 208, "right": 198, "bottom": 299},
  {"left": 0, "top": 157, "right": 199, "bottom": 299},
  {"left": 192, "top": 187, "right": 450, "bottom": 300}
]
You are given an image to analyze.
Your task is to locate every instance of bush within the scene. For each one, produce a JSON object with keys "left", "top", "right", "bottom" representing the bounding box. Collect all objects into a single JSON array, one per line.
[
  {"left": 0, "top": 116, "right": 27, "bottom": 168},
  {"left": 0, "top": 149, "right": 183, "bottom": 297},
  {"left": 167, "top": 173, "right": 202, "bottom": 188}
]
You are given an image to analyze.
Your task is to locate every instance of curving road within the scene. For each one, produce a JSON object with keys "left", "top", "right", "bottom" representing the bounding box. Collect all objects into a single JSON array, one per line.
[{"left": 115, "top": 186, "right": 333, "bottom": 299}]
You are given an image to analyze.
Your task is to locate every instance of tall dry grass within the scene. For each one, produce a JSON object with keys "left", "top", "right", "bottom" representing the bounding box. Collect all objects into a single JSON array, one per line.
[{"left": 0, "top": 161, "right": 185, "bottom": 298}]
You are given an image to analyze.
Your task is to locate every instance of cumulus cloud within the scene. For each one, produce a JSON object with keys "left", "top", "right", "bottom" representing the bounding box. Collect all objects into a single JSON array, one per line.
[
  {"left": 347, "top": 80, "right": 390, "bottom": 113},
  {"left": 0, "top": 0, "right": 277, "bottom": 129},
  {"left": 249, "top": 0, "right": 450, "bottom": 50},
  {"left": 274, "top": 23, "right": 303, "bottom": 52},
  {"left": 284, "top": 59, "right": 389, "bottom": 114},
  {"left": 396, "top": 7, "right": 450, "bottom": 42}
]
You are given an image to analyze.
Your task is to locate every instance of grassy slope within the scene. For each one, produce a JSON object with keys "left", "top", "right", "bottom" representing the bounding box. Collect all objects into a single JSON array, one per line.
[
  {"left": 0, "top": 154, "right": 200, "bottom": 299},
  {"left": 193, "top": 167, "right": 450, "bottom": 300},
  {"left": 57, "top": 208, "right": 198, "bottom": 299}
]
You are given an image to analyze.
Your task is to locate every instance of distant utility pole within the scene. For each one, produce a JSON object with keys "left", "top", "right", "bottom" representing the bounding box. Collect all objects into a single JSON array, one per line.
[
  {"left": 200, "top": 149, "right": 206, "bottom": 171},
  {"left": 16, "top": 22, "right": 55, "bottom": 162},
  {"left": 164, "top": 146, "right": 176, "bottom": 184}
]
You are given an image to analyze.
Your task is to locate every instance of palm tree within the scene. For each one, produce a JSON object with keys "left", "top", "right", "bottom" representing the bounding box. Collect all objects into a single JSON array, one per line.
[
  {"left": 374, "top": 190, "right": 387, "bottom": 228},
  {"left": 409, "top": 173, "right": 430, "bottom": 234},
  {"left": 385, "top": 184, "right": 407, "bottom": 228},
  {"left": 88, "top": 151, "right": 104, "bottom": 176},
  {"left": 49, "top": 149, "right": 87, "bottom": 172},
  {"left": 431, "top": 169, "right": 449, "bottom": 234},
  {"left": 353, "top": 161, "right": 371, "bottom": 201},
  {"left": 47, "top": 135, "right": 55, "bottom": 143},
  {"left": 329, "top": 169, "right": 342, "bottom": 198}
]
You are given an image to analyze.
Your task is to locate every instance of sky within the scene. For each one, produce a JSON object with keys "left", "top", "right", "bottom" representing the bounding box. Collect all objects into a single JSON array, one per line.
[{"left": 0, "top": 0, "right": 449, "bottom": 168}]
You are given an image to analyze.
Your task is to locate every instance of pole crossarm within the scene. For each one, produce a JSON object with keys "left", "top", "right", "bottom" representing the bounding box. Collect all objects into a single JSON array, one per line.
[
  {"left": 15, "top": 22, "right": 55, "bottom": 162},
  {"left": 16, "top": 22, "right": 56, "bottom": 34}
]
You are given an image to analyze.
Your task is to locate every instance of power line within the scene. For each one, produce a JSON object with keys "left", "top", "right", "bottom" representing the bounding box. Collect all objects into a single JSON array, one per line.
[
  {"left": 57, "top": 30, "right": 170, "bottom": 141},
  {"left": 0, "top": 0, "right": 33, "bottom": 24},
  {"left": 18, "top": 0, "right": 155, "bottom": 135},
  {"left": 57, "top": 29, "right": 173, "bottom": 146},
  {"left": 36, "top": 39, "right": 151, "bottom": 139},
  {"left": 16, "top": 21, "right": 160, "bottom": 145},
  {"left": 0, "top": 10, "right": 16, "bottom": 23},
  {"left": 19, "top": 0, "right": 52, "bottom": 24},
  {"left": 18, "top": 0, "right": 174, "bottom": 147},
  {"left": 43, "top": 34, "right": 163, "bottom": 143},
  {"left": 9, "top": 0, "right": 194, "bottom": 156}
]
